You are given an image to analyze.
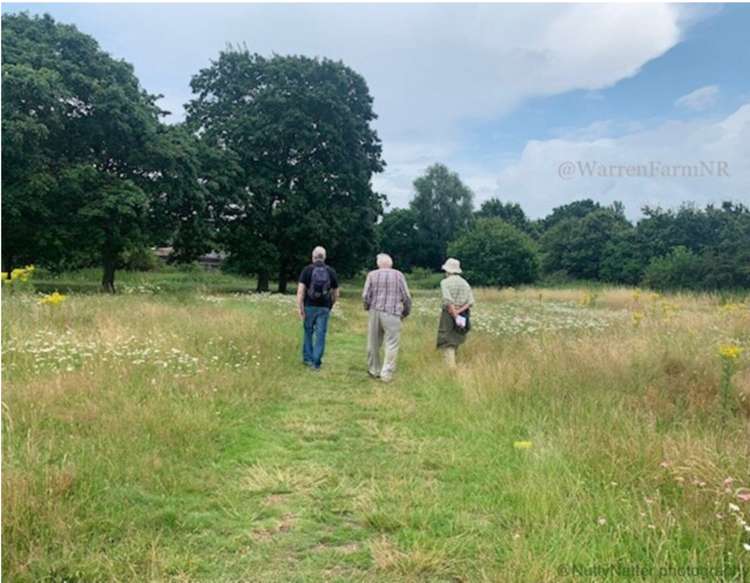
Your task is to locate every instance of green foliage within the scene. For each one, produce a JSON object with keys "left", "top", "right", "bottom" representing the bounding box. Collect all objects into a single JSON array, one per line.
[
  {"left": 187, "top": 50, "right": 385, "bottom": 291},
  {"left": 642, "top": 246, "right": 706, "bottom": 291},
  {"left": 476, "top": 198, "right": 535, "bottom": 235},
  {"left": 121, "top": 246, "right": 159, "bottom": 272},
  {"left": 1, "top": 13, "right": 206, "bottom": 292},
  {"left": 541, "top": 198, "right": 602, "bottom": 231},
  {"left": 637, "top": 202, "right": 750, "bottom": 290},
  {"left": 376, "top": 208, "right": 419, "bottom": 271},
  {"left": 409, "top": 164, "right": 474, "bottom": 270},
  {"left": 599, "top": 229, "right": 646, "bottom": 285},
  {"left": 540, "top": 207, "right": 631, "bottom": 280},
  {"left": 405, "top": 267, "right": 444, "bottom": 289},
  {"left": 447, "top": 218, "right": 538, "bottom": 286},
  {"left": 146, "top": 124, "right": 223, "bottom": 264}
]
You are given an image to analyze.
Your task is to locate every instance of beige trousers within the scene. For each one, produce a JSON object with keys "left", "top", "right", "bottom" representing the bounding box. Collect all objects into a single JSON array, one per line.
[
  {"left": 441, "top": 346, "right": 457, "bottom": 369},
  {"left": 367, "top": 310, "right": 402, "bottom": 380}
]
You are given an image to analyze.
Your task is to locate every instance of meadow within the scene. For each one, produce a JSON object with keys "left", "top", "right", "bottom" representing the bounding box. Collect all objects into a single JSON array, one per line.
[{"left": 2, "top": 281, "right": 750, "bottom": 582}]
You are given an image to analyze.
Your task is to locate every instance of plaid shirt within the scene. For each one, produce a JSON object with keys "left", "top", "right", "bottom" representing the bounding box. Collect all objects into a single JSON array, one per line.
[
  {"left": 362, "top": 268, "right": 412, "bottom": 317},
  {"left": 441, "top": 275, "right": 475, "bottom": 307}
]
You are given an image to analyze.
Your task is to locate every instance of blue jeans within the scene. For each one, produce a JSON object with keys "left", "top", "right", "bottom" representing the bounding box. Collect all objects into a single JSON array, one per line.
[{"left": 302, "top": 306, "right": 330, "bottom": 368}]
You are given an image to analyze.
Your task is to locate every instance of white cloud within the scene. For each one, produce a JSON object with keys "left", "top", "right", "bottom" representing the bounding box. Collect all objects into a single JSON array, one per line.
[
  {"left": 492, "top": 104, "right": 750, "bottom": 219},
  {"left": 134, "top": 4, "right": 684, "bottom": 137},
  {"left": 349, "top": 4, "right": 683, "bottom": 137},
  {"left": 327, "top": 3, "right": 688, "bottom": 206},
  {"left": 373, "top": 140, "right": 460, "bottom": 206},
  {"left": 675, "top": 85, "right": 720, "bottom": 111}
]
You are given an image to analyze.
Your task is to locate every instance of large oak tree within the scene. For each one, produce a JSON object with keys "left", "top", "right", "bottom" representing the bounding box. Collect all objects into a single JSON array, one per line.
[
  {"left": 2, "top": 13, "right": 203, "bottom": 291},
  {"left": 186, "top": 50, "right": 385, "bottom": 292}
]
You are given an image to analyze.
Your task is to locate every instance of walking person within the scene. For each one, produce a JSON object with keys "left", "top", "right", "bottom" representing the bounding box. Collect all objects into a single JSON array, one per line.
[
  {"left": 437, "top": 258, "right": 474, "bottom": 369},
  {"left": 362, "top": 253, "right": 412, "bottom": 383},
  {"left": 297, "top": 246, "right": 339, "bottom": 370}
]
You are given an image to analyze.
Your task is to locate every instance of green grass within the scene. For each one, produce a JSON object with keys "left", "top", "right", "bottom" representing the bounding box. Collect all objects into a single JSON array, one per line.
[
  {"left": 3, "top": 286, "right": 750, "bottom": 581},
  {"left": 32, "top": 266, "right": 259, "bottom": 295},
  {"left": 30, "top": 265, "right": 449, "bottom": 296}
]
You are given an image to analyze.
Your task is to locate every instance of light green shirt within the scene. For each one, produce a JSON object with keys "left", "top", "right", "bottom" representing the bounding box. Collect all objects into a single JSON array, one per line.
[{"left": 441, "top": 275, "right": 475, "bottom": 307}]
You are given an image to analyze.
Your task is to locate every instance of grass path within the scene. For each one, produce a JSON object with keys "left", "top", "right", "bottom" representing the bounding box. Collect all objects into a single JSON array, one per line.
[{"left": 205, "top": 308, "right": 461, "bottom": 581}]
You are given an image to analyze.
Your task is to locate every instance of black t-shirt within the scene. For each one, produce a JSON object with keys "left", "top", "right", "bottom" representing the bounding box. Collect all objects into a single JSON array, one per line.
[{"left": 298, "top": 262, "right": 339, "bottom": 308}]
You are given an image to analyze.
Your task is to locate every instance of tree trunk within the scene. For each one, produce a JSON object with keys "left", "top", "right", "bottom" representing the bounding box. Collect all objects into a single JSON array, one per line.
[
  {"left": 277, "top": 262, "right": 288, "bottom": 294},
  {"left": 2, "top": 252, "right": 13, "bottom": 275},
  {"left": 256, "top": 271, "right": 269, "bottom": 292},
  {"left": 102, "top": 253, "right": 117, "bottom": 294}
]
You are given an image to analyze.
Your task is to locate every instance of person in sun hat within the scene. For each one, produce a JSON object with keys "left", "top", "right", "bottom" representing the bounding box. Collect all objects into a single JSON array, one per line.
[{"left": 436, "top": 257, "right": 474, "bottom": 369}]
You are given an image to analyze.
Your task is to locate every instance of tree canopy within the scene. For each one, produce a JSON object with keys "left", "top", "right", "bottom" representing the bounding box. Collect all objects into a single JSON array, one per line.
[
  {"left": 1, "top": 13, "right": 204, "bottom": 291},
  {"left": 476, "top": 198, "right": 534, "bottom": 235},
  {"left": 408, "top": 163, "right": 474, "bottom": 270},
  {"left": 539, "top": 206, "right": 632, "bottom": 281},
  {"left": 448, "top": 218, "right": 538, "bottom": 287},
  {"left": 186, "top": 50, "right": 385, "bottom": 291},
  {"left": 376, "top": 207, "right": 420, "bottom": 271}
]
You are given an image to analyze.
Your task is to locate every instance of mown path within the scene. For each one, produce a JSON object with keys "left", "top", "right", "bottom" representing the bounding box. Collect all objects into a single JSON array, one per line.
[{"left": 200, "top": 305, "right": 472, "bottom": 582}]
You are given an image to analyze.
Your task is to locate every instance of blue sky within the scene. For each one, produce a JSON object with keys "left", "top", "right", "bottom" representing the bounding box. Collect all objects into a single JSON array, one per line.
[{"left": 4, "top": 3, "right": 749, "bottom": 218}]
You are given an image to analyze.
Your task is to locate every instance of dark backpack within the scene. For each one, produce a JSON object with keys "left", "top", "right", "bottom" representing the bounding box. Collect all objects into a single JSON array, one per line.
[{"left": 307, "top": 264, "right": 331, "bottom": 300}]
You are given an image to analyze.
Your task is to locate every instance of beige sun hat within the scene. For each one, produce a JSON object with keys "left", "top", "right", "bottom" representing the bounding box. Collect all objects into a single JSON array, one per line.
[{"left": 441, "top": 258, "right": 462, "bottom": 274}]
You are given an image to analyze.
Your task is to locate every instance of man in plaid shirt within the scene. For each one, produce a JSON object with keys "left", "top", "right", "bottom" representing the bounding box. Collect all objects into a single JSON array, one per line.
[{"left": 362, "top": 253, "right": 412, "bottom": 383}]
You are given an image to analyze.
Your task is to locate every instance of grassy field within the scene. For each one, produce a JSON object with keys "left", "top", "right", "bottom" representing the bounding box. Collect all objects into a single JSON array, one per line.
[
  {"left": 30, "top": 267, "right": 259, "bottom": 295},
  {"left": 2, "top": 284, "right": 750, "bottom": 581}
]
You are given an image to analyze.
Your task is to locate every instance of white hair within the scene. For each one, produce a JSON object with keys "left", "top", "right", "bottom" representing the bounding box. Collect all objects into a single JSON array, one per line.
[
  {"left": 312, "top": 246, "right": 326, "bottom": 261},
  {"left": 376, "top": 253, "right": 393, "bottom": 269}
]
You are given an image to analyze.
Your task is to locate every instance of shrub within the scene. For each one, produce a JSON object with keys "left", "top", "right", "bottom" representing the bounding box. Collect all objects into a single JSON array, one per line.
[
  {"left": 121, "top": 247, "right": 159, "bottom": 271},
  {"left": 642, "top": 246, "right": 706, "bottom": 291},
  {"left": 447, "top": 219, "right": 538, "bottom": 287},
  {"left": 406, "top": 267, "right": 443, "bottom": 289}
]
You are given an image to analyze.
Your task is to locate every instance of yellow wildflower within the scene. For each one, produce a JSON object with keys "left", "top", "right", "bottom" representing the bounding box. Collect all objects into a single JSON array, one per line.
[
  {"left": 39, "top": 291, "right": 66, "bottom": 306},
  {"left": 579, "top": 291, "right": 597, "bottom": 307},
  {"left": 718, "top": 344, "right": 743, "bottom": 361},
  {"left": 513, "top": 440, "right": 533, "bottom": 449},
  {"left": 9, "top": 265, "right": 35, "bottom": 282},
  {"left": 632, "top": 311, "right": 645, "bottom": 326}
]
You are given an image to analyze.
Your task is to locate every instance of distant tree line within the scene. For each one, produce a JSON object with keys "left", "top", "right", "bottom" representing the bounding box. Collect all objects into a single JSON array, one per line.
[
  {"left": 3, "top": 13, "right": 747, "bottom": 293},
  {"left": 379, "top": 167, "right": 750, "bottom": 291}
]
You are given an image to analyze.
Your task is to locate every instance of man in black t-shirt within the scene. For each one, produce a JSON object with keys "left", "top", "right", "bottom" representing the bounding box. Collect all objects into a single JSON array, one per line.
[{"left": 296, "top": 246, "right": 339, "bottom": 370}]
